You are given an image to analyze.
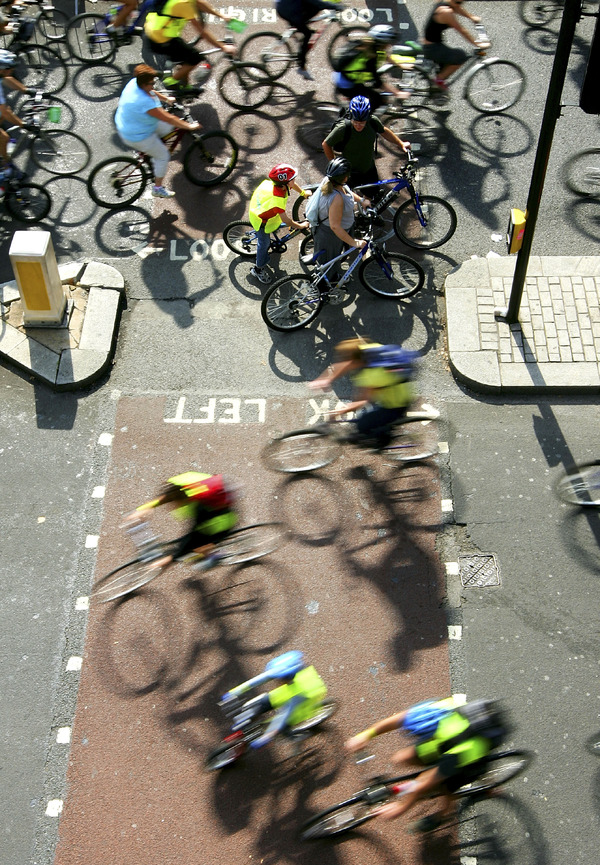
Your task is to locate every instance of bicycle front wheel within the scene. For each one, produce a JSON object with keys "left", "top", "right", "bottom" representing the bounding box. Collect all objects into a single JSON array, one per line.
[
  {"left": 393, "top": 194, "right": 457, "bottom": 249},
  {"left": 465, "top": 60, "right": 526, "bottom": 113},
  {"left": 359, "top": 251, "right": 425, "bottom": 299},
  {"left": 4, "top": 183, "right": 51, "bottom": 223},
  {"left": 380, "top": 416, "right": 439, "bottom": 463},
  {"left": 261, "top": 275, "right": 323, "bottom": 332},
  {"left": 218, "top": 63, "right": 274, "bottom": 110},
  {"left": 183, "top": 131, "right": 238, "bottom": 187},
  {"left": 290, "top": 699, "right": 337, "bottom": 733},
  {"left": 38, "top": 6, "right": 69, "bottom": 43},
  {"left": 223, "top": 220, "right": 257, "bottom": 257},
  {"left": 66, "top": 13, "right": 115, "bottom": 64},
  {"left": 31, "top": 129, "right": 91, "bottom": 176},
  {"left": 92, "top": 558, "right": 166, "bottom": 603},
  {"left": 87, "top": 156, "right": 148, "bottom": 208},
  {"left": 261, "top": 428, "right": 342, "bottom": 473},
  {"left": 301, "top": 798, "right": 379, "bottom": 839},
  {"left": 205, "top": 737, "right": 247, "bottom": 770},
  {"left": 217, "top": 522, "right": 282, "bottom": 564},
  {"left": 17, "top": 44, "right": 68, "bottom": 94},
  {"left": 563, "top": 149, "right": 600, "bottom": 197},
  {"left": 555, "top": 461, "right": 600, "bottom": 506},
  {"left": 237, "top": 30, "right": 294, "bottom": 80},
  {"left": 455, "top": 750, "right": 533, "bottom": 796}
]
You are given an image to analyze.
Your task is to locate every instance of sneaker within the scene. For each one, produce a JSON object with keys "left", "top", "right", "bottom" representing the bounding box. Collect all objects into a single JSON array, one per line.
[
  {"left": 433, "top": 78, "right": 449, "bottom": 91},
  {"left": 250, "top": 265, "right": 273, "bottom": 285},
  {"left": 192, "top": 553, "right": 219, "bottom": 573},
  {"left": 152, "top": 185, "right": 175, "bottom": 198},
  {"left": 296, "top": 67, "right": 314, "bottom": 81},
  {"left": 163, "top": 78, "right": 202, "bottom": 97}
]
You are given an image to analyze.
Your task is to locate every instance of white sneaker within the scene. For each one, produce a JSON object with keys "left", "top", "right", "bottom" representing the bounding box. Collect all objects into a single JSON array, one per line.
[
  {"left": 152, "top": 185, "right": 175, "bottom": 198},
  {"left": 297, "top": 68, "right": 314, "bottom": 81},
  {"left": 250, "top": 265, "right": 273, "bottom": 285}
]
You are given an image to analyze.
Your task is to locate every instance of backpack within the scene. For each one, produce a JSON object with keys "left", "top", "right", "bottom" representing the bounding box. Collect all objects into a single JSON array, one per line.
[
  {"left": 362, "top": 344, "right": 420, "bottom": 381},
  {"left": 446, "top": 699, "right": 509, "bottom": 751},
  {"left": 304, "top": 185, "right": 323, "bottom": 230},
  {"left": 331, "top": 42, "right": 362, "bottom": 73}
]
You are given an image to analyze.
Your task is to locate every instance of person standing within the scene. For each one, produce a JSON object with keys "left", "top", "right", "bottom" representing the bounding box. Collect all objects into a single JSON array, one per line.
[{"left": 311, "top": 157, "right": 367, "bottom": 278}]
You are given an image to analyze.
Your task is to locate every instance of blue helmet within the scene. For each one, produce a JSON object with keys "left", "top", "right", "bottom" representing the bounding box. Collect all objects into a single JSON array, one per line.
[
  {"left": 402, "top": 701, "right": 450, "bottom": 737},
  {"left": 349, "top": 95, "right": 371, "bottom": 121},
  {"left": 265, "top": 651, "right": 305, "bottom": 679}
]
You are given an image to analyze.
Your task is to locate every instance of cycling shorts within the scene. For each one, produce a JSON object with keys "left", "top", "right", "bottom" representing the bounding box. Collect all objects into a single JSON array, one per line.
[
  {"left": 422, "top": 41, "right": 468, "bottom": 68},
  {"left": 146, "top": 36, "right": 202, "bottom": 66},
  {"left": 437, "top": 752, "right": 485, "bottom": 793}
]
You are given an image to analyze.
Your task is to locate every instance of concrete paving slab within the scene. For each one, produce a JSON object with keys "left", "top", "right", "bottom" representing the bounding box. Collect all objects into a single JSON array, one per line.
[
  {"left": 0, "top": 279, "right": 20, "bottom": 305},
  {"left": 56, "top": 349, "right": 109, "bottom": 389},
  {"left": 7, "top": 335, "right": 60, "bottom": 382},
  {"left": 0, "top": 321, "right": 28, "bottom": 354},
  {"left": 79, "top": 262, "right": 125, "bottom": 289},
  {"left": 78, "top": 288, "right": 121, "bottom": 354}
]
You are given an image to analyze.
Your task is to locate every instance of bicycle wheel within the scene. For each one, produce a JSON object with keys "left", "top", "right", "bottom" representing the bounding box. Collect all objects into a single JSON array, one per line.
[
  {"left": 563, "top": 149, "right": 600, "bottom": 197},
  {"left": 465, "top": 60, "right": 526, "bottom": 113},
  {"left": 291, "top": 183, "right": 320, "bottom": 222},
  {"left": 399, "top": 67, "right": 432, "bottom": 108},
  {"left": 454, "top": 750, "right": 533, "bottom": 796},
  {"left": 379, "top": 107, "right": 440, "bottom": 159},
  {"left": 183, "top": 131, "right": 238, "bottom": 187},
  {"left": 66, "top": 13, "right": 115, "bottom": 64},
  {"left": 519, "top": 0, "right": 563, "bottom": 27},
  {"left": 555, "top": 461, "right": 600, "bottom": 506},
  {"left": 222, "top": 220, "right": 257, "bottom": 257},
  {"left": 30, "top": 129, "right": 91, "bottom": 176},
  {"left": 359, "top": 251, "right": 425, "bottom": 299},
  {"left": 237, "top": 30, "right": 294, "bottom": 80},
  {"left": 327, "top": 25, "right": 369, "bottom": 63},
  {"left": 4, "top": 182, "right": 51, "bottom": 223},
  {"left": 380, "top": 417, "right": 439, "bottom": 463},
  {"left": 17, "top": 44, "right": 68, "bottom": 94},
  {"left": 216, "top": 522, "right": 282, "bottom": 564},
  {"left": 87, "top": 156, "right": 148, "bottom": 209},
  {"left": 205, "top": 737, "right": 247, "bottom": 770},
  {"left": 38, "top": 7, "right": 69, "bottom": 43},
  {"left": 393, "top": 194, "right": 457, "bottom": 249},
  {"left": 289, "top": 699, "right": 337, "bottom": 733},
  {"left": 218, "top": 63, "right": 274, "bottom": 110},
  {"left": 261, "top": 274, "right": 324, "bottom": 332},
  {"left": 261, "top": 428, "right": 342, "bottom": 473},
  {"left": 298, "top": 103, "right": 342, "bottom": 153},
  {"left": 301, "top": 797, "right": 380, "bottom": 839},
  {"left": 92, "top": 558, "right": 166, "bottom": 603}
]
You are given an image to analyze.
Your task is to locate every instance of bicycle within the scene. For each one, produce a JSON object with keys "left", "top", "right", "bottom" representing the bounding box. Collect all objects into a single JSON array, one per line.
[
  {"left": 91, "top": 518, "right": 284, "bottom": 603},
  {"left": 262, "top": 411, "right": 438, "bottom": 474},
  {"left": 0, "top": 0, "right": 68, "bottom": 46},
  {"left": 7, "top": 95, "right": 91, "bottom": 177},
  {"left": 292, "top": 150, "right": 457, "bottom": 251},
  {"left": 554, "top": 461, "right": 600, "bottom": 507},
  {"left": 0, "top": 165, "right": 51, "bottom": 223},
  {"left": 300, "top": 748, "right": 533, "bottom": 839},
  {"left": 86, "top": 101, "right": 238, "bottom": 208},
  {"left": 65, "top": 0, "right": 158, "bottom": 64},
  {"left": 206, "top": 662, "right": 337, "bottom": 770},
  {"left": 223, "top": 220, "right": 308, "bottom": 260},
  {"left": 563, "top": 148, "right": 600, "bottom": 197},
  {"left": 236, "top": 8, "right": 369, "bottom": 81},
  {"left": 0, "top": 22, "right": 67, "bottom": 93}
]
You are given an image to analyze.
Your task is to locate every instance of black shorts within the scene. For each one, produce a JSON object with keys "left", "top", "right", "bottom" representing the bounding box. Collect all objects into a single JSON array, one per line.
[
  {"left": 146, "top": 36, "right": 202, "bottom": 67},
  {"left": 422, "top": 41, "right": 468, "bottom": 68},
  {"left": 437, "top": 753, "right": 485, "bottom": 793},
  {"left": 172, "top": 528, "right": 229, "bottom": 559}
]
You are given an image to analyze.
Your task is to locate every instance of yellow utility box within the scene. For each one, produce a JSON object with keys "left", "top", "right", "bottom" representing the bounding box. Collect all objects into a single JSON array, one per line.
[
  {"left": 9, "top": 230, "right": 66, "bottom": 326},
  {"left": 507, "top": 209, "right": 526, "bottom": 255}
]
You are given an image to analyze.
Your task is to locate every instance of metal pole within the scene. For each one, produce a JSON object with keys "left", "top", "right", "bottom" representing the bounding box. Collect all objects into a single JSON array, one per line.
[{"left": 496, "top": 0, "right": 583, "bottom": 324}]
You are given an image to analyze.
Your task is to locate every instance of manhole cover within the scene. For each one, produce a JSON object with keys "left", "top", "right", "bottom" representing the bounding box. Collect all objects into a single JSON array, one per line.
[{"left": 459, "top": 554, "right": 501, "bottom": 587}]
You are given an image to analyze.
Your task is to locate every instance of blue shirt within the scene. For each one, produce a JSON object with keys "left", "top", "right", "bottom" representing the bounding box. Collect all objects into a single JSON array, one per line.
[{"left": 115, "top": 78, "right": 160, "bottom": 142}]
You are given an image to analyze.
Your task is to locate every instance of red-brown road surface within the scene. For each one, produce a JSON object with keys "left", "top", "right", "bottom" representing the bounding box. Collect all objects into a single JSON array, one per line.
[{"left": 55, "top": 396, "right": 453, "bottom": 865}]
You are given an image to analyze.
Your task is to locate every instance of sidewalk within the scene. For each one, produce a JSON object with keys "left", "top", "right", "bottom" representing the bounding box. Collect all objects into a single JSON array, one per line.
[{"left": 445, "top": 256, "right": 600, "bottom": 394}]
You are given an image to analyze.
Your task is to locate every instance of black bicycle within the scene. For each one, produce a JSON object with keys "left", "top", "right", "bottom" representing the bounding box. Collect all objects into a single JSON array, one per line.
[
  {"left": 0, "top": 20, "right": 67, "bottom": 93},
  {"left": 300, "top": 748, "right": 533, "bottom": 839},
  {"left": 8, "top": 96, "right": 91, "bottom": 176},
  {"left": 0, "top": 166, "right": 51, "bottom": 223}
]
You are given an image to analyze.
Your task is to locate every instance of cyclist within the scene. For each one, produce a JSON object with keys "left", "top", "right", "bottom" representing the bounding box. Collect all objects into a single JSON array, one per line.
[
  {"left": 222, "top": 651, "right": 328, "bottom": 749},
  {"left": 308, "top": 338, "right": 416, "bottom": 446},
  {"left": 124, "top": 470, "right": 239, "bottom": 571},
  {"left": 0, "top": 49, "right": 33, "bottom": 168},
  {"left": 275, "top": 0, "right": 342, "bottom": 80},
  {"left": 247, "top": 163, "right": 310, "bottom": 285},
  {"left": 331, "top": 24, "right": 407, "bottom": 112},
  {"left": 421, "top": 1, "right": 486, "bottom": 89},
  {"left": 345, "top": 697, "right": 508, "bottom": 832},
  {"left": 144, "top": 0, "right": 236, "bottom": 96},
  {"left": 115, "top": 64, "right": 200, "bottom": 199},
  {"left": 322, "top": 95, "right": 409, "bottom": 189}
]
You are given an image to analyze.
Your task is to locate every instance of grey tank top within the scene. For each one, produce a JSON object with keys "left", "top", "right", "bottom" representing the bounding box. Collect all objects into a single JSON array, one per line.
[{"left": 318, "top": 186, "right": 355, "bottom": 229}]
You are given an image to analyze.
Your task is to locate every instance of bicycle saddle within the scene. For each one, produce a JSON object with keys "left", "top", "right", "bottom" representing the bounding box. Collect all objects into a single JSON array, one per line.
[{"left": 391, "top": 41, "right": 423, "bottom": 56}]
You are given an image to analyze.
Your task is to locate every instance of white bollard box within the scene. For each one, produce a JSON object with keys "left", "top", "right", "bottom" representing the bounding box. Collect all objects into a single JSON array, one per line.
[{"left": 9, "top": 230, "right": 67, "bottom": 327}]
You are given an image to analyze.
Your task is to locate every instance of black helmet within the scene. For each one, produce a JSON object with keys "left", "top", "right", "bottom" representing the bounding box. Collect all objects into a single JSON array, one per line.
[{"left": 326, "top": 157, "right": 352, "bottom": 180}]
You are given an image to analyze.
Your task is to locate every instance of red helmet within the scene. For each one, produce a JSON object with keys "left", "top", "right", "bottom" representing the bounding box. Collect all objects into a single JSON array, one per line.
[{"left": 268, "top": 163, "right": 297, "bottom": 184}]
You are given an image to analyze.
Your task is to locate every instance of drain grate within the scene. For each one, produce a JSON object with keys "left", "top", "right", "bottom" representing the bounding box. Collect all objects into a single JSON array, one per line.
[{"left": 459, "top": 554, "right": 501, "bottom": 587}]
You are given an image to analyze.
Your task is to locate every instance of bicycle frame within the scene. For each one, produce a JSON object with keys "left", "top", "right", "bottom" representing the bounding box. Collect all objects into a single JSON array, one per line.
[{"left": 306, "top": 234, "right": 394, "bottom": 295}]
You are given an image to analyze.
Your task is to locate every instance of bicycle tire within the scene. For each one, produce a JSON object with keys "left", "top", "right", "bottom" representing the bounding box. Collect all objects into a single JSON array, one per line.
[
  {"left": 237, "top": 30, "right": 294, "bottom": 80},
  {"left": 4, "top": 182, "right": 51, "bottom": 223},
  {"left": 359, "top": 251, "right": 425, "bottom": 299},
  {"left": 454, "top": 750, "right": 533, "bottom": 796},
  {"left": 218, "top": 62, "right": 274, "bottom": 110},
  {"left": 555, "top": 461, "right": 600, "bottom": 506},
  {"left": 393, "top": 194, "right": 457, "bottom": 249},
  {"left": 38, "top": 7, "right": 69, "bottom": 43},
  {"left": 398, "top": 67, "right": 432, "bottom": 108},
  {"left": 183, "top": 131, "right": 238, "bottom": 187},
  {"left": 91, "top": 557, "right": 167, "bottom": 603},
  {"left": 300, "top": 796, "right": 381, "bottom": 839},
  {"left": 297, "top": 102, "right": 343, "bottom": 153},
  {"left": 379, "top": 416, "right": 439, "bottom": 463},
  {"left": 87, "top": 155, "right": 149, "bottom": 209},
  {"left": 378, "top": 106, "right": 440, "bottom": 159},
  {"left": 30, "top": 129, "right": 91, "bottom": 176},
  {"left": 262, "top": 428, "right": 342, "bottom": 473},
  {"left": 261, "top": 274, "right": 324, "bottom": 332},
  {"left": 465, "top": 60, "right": 526, "bottom": 113},
  {"left": 289, "top": 699, "right": 337, "bottom": 733},
  {"left": 563, "top": 149, "right": 600, "bottom": 197},
  {"left": 519, "top": 0, "right": 563, "bottom": 27},
  {"left": 223, "top": 220, "right": 257, "bottom": 257},
  {"left": 66, "top": 13, "right": 115, "bottom": 64},
  {"left": 216, "top": 522, "right": 282, "bottom": 564},
  {"left": 291, "top": 182, "right": 320, "bottom": 222},
  {"left": 299, "top": 233, "right": 313, "bottom": 258},
  {"left": 17, "top": 43, "right": 68, "bottom": 94},
  {"left": 205, "top": 737, "right": 247, "bottom": 770},
  {"left": 326, "top": 25, "right": 369, "bottom": 64}
]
